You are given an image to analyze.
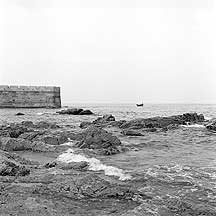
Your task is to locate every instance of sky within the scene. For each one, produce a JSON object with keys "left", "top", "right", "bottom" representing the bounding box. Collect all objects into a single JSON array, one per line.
[{"left": 0, "top": 0, "right": 215, "bottom": 103}]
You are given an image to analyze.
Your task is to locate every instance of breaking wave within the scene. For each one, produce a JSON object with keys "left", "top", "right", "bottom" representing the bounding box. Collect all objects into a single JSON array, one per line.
[
  {"left": 181, "top": 124, "right": 205, "bottom": 128},
  {"left": 57, "top": 148, "right": 132, "bottom": 181}
]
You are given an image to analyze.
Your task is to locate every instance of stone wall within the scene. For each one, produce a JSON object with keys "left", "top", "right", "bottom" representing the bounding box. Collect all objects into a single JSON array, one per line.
[{"left": 0, "top": 85, "right": 61, "bottom": 108}]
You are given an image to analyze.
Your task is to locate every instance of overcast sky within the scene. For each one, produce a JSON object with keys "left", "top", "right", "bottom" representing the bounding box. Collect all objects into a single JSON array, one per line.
[{"left": 0, "top": 0, "right": 215, "bottom": 103}]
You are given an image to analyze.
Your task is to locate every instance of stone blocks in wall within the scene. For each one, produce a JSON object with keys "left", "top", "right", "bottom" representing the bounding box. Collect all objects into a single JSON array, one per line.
[{"left": 0, "top": 85, "right": 61, "bottom": 108}]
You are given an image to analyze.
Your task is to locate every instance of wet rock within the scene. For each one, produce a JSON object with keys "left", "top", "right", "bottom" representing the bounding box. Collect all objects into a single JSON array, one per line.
[
  {"left": 57, "top": 108, "right": 83, "bottom": 115},
  {"left": 162, "top": 124, "right": 180, "bottom": 131},
  {"left": 45, "top": 161, "right": 89, "bottom": 171},
  {"left": 0, "top": 150, "right": 30, "bottom": 176},
  {"left": 72, "top": 126, "right": 121, "bottom": 155},
  {"left": 121, "top": 130, "right": 144, "bottom": 136},
  {"left": 15, "top": 112, "right": 25, "bottom": 116},
  {"left": 120, "top": 113, "right": 205, "bottom": 130},
  {"left": 79, "top": 110, "right": 93, "bottom": 115},
  {"left": 206, "top": 118, "right": 216, "bottom": 131},
  {"left": 57, "top": 108, "right": 93, "bottom": 115}
]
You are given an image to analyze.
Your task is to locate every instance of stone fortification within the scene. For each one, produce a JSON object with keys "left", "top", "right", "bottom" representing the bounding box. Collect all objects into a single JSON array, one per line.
[{"left": 0, "top": 85, "right": 61, "bottom": 108}]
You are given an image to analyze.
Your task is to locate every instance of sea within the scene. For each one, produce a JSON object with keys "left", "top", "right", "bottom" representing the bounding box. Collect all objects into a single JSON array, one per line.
[{"left": 1, "top": 103, "right": 216, "bottom": 213}]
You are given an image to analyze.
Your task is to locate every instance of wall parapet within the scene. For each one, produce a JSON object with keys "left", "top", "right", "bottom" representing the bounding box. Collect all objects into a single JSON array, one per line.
[{"left": 0, "top": 85, "right": 61, "bottom": 108}]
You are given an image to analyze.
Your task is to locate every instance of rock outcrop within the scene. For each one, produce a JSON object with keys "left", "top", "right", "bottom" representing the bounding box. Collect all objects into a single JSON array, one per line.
[
  {"left": 80, "top": 114, "right": 126, "bottom": 129},
  {"left": 57, "top": 108, "right": 93, "bottom": 115},
  {"left": 68, "top": 126, "right": 122, "bottom": 155},
  {"left": 120, "top": 113, "right": 205, "bottom": 130},
  {"left": 34, "top": 173, "right": 139, "bottom": 200},
  {"left": 206, "top": 118, "right": 216, "bottom": 131},
  {"left": 0, "top": 150, "right": 30, "bottom": 176}
]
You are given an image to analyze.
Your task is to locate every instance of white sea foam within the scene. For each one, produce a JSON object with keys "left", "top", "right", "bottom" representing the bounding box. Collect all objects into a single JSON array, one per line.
[
  {"left": 37, "top": 112, "right": 44, "bottom": 115},
  {"left": 57, "top": 148, "right": 131, "bottom": 181},
  {"left": 37, "top": 112, "right": 57, "bottom": 116},
  {"left": 60, "top": 142, "right": 75, "bottom": 147},
  {"left": 181, "top": 124, "right": 205, "bottom": 128}
]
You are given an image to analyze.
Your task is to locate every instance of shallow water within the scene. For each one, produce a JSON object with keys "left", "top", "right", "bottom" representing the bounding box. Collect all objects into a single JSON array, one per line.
[{"left": 1, "top": 103, "right": 216, "bottom": 213}]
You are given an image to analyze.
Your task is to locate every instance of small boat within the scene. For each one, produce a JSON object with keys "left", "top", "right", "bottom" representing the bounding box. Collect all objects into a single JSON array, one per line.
[{"left": 136, "top": 103, "right": 143, "bottom": 107}]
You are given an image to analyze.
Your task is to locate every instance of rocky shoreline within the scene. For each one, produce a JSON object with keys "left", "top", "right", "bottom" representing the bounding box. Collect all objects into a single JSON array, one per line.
[{"left": 0, "top": 112, "right": 216, "bottom": 215}]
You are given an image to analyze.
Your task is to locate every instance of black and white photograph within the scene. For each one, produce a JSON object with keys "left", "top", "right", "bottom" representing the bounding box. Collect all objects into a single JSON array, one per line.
[{"left": 0, "top": 0, "right": 215, "bottom": 215}]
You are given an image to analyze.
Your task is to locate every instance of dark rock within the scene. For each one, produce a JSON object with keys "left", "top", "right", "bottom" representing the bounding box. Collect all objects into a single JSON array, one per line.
[
  {"left": 0, "top": 150, "right": 30, "bottom": 176},
  {"left": 120, "top": 113, "right": 205, "bottom": 130},
  {"left": 57, "top": 108, "right": 94, "bottom": 115},
  {"left": 15, "top": 112, "right": 25, "bottom": 116},
  {"left": 93, "top": 114, "right": 116, "bottom": 124},
  {"left": 206, "top": 118, "right": 216, "bottom": 131},
  {"left": 80, "top": 121, "right": 92, "bottom": 129},
  {"left": 0, "top": 124, "right": 30, "bottom": 138},
  {"left": 59, "top": 161, "right": 89, "bottom": 170},
  {"left": 162, "top": 124, "right": 180, "bottom": 131},
  {"left": 122, "top": 130, "right": 144, "bottom": 136},
  {"left": 79, "top": 110, "right": 93, "bottom": 115},
  {"left": 73, "top": 126, "right": 121, "bottom": 155},
  {"left": 79, "top": 114, "right": 119, "bottom": 129},
  {"left": 21, "top": 121, "right": 34, "bottom": 127},
  {"left": 56, "top": 108, "right": 83, "bottom": 115},
  {"left": 45, "top": 161, "right": 89, "bottom": 171}
]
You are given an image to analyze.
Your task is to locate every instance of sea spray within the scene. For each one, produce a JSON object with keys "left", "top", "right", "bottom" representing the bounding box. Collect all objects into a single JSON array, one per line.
[
  {"left": 57, "top": 148, "right": 131, "bottom": 181},
  {"left": 181, "top": 124, "right": 205, "bottom": 128}
]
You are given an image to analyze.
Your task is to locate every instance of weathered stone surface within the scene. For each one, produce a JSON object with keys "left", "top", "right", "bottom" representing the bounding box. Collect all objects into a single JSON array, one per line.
[
  {"left": 34, "top": 121, "right": 59, "bottom": 129},
  {"left": 34, "top": 174, "right": 137, "bottom": 200},
  {"left": 19, "top": 131, "right": 45, "bottom": 141},
  {"left": 71, "top": 126, "right": 121, "bottom": 155},
  {"left": 0, "top": 150, "right": 30, "bottom": 176},
  {"left": 45, "top": 161, "right": 89, "bottom": 171},
  {"left": 31, "top": 141, "right": 56, "bottom": 152},
  {"left": 0, "top": 137, "right": 34, "bottom": 151},
  {"left": 0, "top": 85, "right": 61, "bottom": 108},
  {"left": 120, "top": 113, "right": 205, "bottom": 130},
  {"left": 0, "top": 136, "right": 58, "bottom": 153},
  {"left": 42, "top": 134, "right": 68, "bottom": 145},
  {"left": 0, "top": 124, "right": 30, "bottom": 138},
  {"left": 57, "top": 108, "right": 93, "bottom": 115}
]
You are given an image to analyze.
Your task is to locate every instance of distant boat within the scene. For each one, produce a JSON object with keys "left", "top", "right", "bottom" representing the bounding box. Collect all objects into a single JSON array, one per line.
[{"left": 136, "top": 103, "right": 143, "bottom": 107}]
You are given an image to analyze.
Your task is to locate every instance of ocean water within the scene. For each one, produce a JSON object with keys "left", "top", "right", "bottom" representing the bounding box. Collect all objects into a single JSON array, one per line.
[{"left": 1, "top": 103, "right": 216, "bottom": 213}]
